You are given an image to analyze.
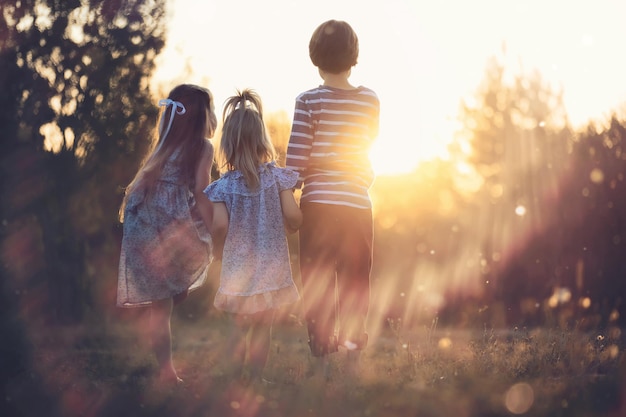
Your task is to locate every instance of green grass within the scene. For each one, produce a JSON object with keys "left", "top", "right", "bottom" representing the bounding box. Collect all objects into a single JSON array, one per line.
[{"left": 6, "top": 314, "right": 625, "bottom": 417}]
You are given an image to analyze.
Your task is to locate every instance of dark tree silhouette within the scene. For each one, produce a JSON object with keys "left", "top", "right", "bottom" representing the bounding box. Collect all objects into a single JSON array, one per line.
[
  {"left": 0, "top": 0, "right": 166, "bottom": 323},
  {"left": 559, "top": 116, "right": 626, "bottom": 327},
  {"left": 0, "top": 1, "right": 166, "bottom": 413}
]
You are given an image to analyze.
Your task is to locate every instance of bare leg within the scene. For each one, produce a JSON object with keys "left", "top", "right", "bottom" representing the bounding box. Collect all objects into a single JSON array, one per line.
[
  {"left": 247, "top": 310, "right": 275, "bottom": 382},
  {"left": 227, "top": 314, "right": 248, "bottom": 379},
  {"left": 345, "top": 349, "right": 361, "bottom": 378},
  {"left": 150, "top": 297, "right": 181, "bottom": 383},
  {"left": 311, "top": 354, "right": 330, "bottom": 380}
]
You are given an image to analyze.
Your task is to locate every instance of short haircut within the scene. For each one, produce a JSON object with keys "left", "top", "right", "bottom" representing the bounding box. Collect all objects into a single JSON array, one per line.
[{"left": 309, "top": 20, "right": 359, "bottom": 74}]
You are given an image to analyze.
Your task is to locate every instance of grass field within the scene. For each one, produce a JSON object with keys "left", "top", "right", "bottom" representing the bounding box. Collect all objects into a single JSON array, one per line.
[{"left": 5, "top": 312, "right": 625, "bottom": 417}]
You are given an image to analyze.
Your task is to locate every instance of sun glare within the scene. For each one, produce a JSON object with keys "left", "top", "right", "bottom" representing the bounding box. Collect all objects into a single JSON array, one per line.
[
  {"left": 369, "top": 136, "right": 434, "bottom": 176},
  {"left": 368, "top": 110, "right": 455, "bottom": 176},
  {"left": 158, "top": 0, "right": 626, "bottom": 176}
]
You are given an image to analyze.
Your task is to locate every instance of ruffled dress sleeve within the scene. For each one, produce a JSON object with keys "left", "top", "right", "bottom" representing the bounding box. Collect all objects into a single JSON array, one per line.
[
  {"left": 204, "top": 176, "right": 228, "bottom": 202},
  {"left": 268, "top": 163, "right": 299, "bottom": 191}
]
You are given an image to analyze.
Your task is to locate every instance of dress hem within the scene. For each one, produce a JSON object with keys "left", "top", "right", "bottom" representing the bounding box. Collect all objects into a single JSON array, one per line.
[{"left": 214, "top": 285, "right": 299, "bottom": 315}]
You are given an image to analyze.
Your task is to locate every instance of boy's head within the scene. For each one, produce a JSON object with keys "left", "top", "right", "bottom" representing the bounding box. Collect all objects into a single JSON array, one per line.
[{"left": 309, "top": 20, "right": 359, "bottom": 74}]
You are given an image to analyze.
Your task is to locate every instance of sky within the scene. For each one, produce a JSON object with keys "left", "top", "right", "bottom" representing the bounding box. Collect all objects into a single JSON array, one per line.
[{"left": 153, "top": 0, "right": 626, "bottom": 175}]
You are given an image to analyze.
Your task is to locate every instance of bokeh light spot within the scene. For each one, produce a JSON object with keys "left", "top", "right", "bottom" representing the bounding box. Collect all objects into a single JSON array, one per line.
[
  {"left": 607, "top": 344, "right": 619, "bottom": 359},
  {"left": 590, "top": 168, "right": 604, "bottom": 184},
  {"left": 579, "top": 297, "right": 591, "bottom": 309},
  {"left": 609, "top": 309, "right": 620, "bottom": 322},
  {"left": 504, "top": 382, "right": 534, "bottom": 414},
  {"left": 438, "top": 337, "right": 452, "bottom": 349},
  {"left": 548, "top": 287, "right": 572, "bottom": 308}
]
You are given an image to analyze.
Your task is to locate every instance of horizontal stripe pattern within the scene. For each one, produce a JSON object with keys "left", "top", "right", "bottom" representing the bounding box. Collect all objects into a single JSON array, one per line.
[{"left": 286, "top": 85, "right": 380, "bottom": 209}]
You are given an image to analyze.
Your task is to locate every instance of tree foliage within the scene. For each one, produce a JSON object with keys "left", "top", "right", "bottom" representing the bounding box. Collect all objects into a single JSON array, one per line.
[
  {"left": 454, "top": 56, "right": 573, "bottom": 296},
  {"left": 368, "top": 54, "right": 626, "bottom": 329},
  {"left": 0, "top": 0, "right": 166, "bottom": 323},
  {"left": 439, "top": 55, "right": 626, "bottom": 327}
]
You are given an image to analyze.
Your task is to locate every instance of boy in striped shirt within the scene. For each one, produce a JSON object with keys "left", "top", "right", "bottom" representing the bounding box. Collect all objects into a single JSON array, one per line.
[{"left": 286, "top": 19, "right": 380, "bottom": 378}]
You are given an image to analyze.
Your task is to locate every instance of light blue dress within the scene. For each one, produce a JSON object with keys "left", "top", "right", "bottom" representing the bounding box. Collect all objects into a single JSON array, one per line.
[
  {"left": 117, "top": 150, "right": 212, "bottom": 307},
  {"left": 205, "top": 162, "right": 299, "bottom": 314}
]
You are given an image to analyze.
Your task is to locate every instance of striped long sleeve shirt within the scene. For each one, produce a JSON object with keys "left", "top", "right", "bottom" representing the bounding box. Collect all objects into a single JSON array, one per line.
[{"left": 285, "top": 85, "right": 380, "bottom": 209}]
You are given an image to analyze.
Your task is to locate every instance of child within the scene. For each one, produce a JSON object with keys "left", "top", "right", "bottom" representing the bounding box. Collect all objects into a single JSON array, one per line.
[
  {"left": 117, "top": 84, "right": 217, "bottom": 385},
  {"left": 204, "top": 89, "right": 302, "bottom": 384},
  {"left": 285, "top": 19, "right": 380, "bottom": 377}
]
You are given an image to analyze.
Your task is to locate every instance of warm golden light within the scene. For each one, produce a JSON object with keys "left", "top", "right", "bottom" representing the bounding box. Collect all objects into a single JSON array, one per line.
[
  {"left": 156, "top": 0, "right": 626, "bottom": 176},
  {"left": 7, "top": 2, "right": 626, "bottom": 416},
  {"left": 146, "top": 0, "right": 626, "bottom": 326}
]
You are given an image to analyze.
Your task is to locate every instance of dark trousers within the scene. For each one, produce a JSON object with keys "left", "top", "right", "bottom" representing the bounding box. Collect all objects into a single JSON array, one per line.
[{"left": 299, "top": 203, "right": 373, "bottom": 357}]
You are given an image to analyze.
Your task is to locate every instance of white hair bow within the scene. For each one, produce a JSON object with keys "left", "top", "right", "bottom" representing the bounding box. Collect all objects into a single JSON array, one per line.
[{"left": 156, "top": 99, "right": 187, "bottom": 150}]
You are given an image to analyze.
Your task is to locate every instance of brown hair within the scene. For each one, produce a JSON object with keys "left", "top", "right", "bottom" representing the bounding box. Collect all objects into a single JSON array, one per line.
[
  {"left": 309, "top": 20, "right": 359, "bottom": 73},
  {"left": 119, "top": 84, "right": 217, "bottom": 221}
]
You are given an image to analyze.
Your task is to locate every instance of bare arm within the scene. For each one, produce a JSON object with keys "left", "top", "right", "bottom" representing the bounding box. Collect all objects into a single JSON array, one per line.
[
  {"left": 280, "top": 189, "right": 302, "bottom": 234},
  {"left": 211, "top": 202, "right": 229, "bottom": 260},
  {"left": 193, "top": 140, "right": 214, "bottom": 232}
]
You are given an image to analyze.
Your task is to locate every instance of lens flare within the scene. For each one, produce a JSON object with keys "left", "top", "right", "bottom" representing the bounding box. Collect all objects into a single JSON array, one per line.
[
  {"left": 504, "top": 382, "right": 534, "bottom": 414},
  {"left": 438, "top": 337, "right": 452, "bottom": 349},
  {"left": 589, "top": 168, "right": 604, "bottom": 184}
]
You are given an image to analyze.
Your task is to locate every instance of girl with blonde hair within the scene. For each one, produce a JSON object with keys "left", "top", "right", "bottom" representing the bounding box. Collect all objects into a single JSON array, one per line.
[{"left": 205, "top": 89, "right": 301, "bottom": 384}]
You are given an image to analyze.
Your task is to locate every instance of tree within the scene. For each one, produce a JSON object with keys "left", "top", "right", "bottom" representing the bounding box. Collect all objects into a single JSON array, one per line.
[
  {"left": 560, "top": 115, "right": 626, "bottom": 327},
  {"left": 449, "top": 54, "right": 575, "bottom": 325},
  {"left": 0, "top": 0, "right": 166, "bottom": 323}
]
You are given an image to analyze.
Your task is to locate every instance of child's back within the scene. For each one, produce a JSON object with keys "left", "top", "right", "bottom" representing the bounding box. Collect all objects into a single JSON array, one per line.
[
  {"left": 287, "top": 84, "right": 379, "bottom": 209},
  {"left": 117, "top": 83, "right": 218, "bottom": 386},
  {"left": 285, "top": 20, "right": 380, "bottom": 376},
  {"left": 205, "top": 162, "right": 299, "bottom": 314},
  {"left": 118, "top": 148, "right": 211, "bottom": 306},
  {"left": 204, "top": 89, "right": 302, "bottom": 383}
]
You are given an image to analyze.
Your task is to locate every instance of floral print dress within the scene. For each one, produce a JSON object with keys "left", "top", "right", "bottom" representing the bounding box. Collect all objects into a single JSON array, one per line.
[
  {"left": 117, "top": 150, "right": 212, "bottom": 307},
  {"left": 204, "top": 162, "right": 299, "bottom": 315}
]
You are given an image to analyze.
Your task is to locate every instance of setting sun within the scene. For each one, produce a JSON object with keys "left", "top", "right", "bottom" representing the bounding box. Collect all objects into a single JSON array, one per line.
[{"left": 369, "top": 104, "right": 457, "bottom": 175}]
